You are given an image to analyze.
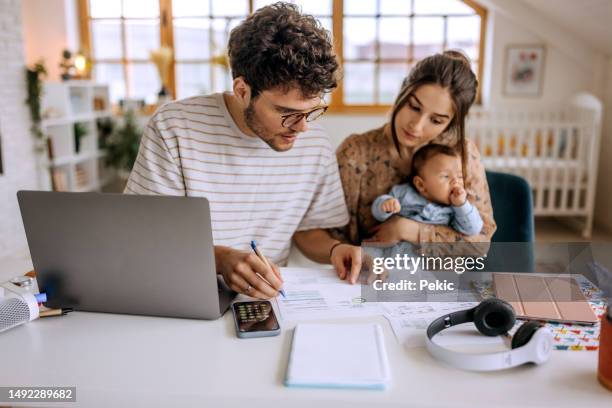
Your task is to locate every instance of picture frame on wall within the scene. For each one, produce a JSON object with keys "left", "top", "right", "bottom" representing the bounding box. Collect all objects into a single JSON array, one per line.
[{"left": 503, "top": 45, "right": 545, "bottom": 97}]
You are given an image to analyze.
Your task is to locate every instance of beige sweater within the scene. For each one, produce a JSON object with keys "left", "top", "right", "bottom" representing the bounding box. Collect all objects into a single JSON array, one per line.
[{"left": 329, "top": 124, "right": 496, "bottom": 246}]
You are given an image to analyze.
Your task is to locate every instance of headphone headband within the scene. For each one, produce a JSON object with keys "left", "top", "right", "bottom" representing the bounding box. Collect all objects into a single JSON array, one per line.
[{"left": 425, "top": 299, "right": 553, "bottom": 371}]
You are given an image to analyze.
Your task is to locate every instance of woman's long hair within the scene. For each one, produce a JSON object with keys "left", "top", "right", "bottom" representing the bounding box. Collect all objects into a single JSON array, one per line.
[{"left": 390, "top": 50, "right": 478, "bottom": 176}]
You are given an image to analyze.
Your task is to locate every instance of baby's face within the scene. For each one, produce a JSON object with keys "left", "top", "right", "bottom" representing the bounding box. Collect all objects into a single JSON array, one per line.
[{"left": 415, "top": 154, "right": 463, "bottom": 205}]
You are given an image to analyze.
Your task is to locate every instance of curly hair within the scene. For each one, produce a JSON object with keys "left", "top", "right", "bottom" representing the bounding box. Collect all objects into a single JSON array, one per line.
[{"left": 228, "top": 2, "right": 339, "bottom": 98}]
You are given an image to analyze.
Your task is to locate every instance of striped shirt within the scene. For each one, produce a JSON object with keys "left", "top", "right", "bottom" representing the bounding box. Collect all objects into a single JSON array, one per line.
[{"left": 124, "top": 93, "right": 349, "bottom": 265}]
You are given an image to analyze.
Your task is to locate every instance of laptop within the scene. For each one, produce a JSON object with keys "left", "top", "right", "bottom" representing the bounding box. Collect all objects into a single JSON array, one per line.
[{"left": 17, "top": 191, "right": 234, "bottom": 319}]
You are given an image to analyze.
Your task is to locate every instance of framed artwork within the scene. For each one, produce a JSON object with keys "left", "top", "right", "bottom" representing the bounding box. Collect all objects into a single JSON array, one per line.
[{"left": 503, "top": 45, "right": 545, "bottom": 97}]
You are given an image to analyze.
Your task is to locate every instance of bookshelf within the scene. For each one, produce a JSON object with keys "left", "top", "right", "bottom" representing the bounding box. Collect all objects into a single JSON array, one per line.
[{"left": 39, "top": 80, "right": 113, "bottom": 192}]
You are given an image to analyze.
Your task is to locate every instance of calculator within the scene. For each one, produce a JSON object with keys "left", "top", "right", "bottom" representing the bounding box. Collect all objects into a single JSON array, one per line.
[{"left": 232, "top": 300, "right": 281, "bottom": 338}]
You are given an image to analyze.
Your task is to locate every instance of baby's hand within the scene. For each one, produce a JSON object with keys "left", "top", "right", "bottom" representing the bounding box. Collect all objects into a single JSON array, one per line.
[
  {"left": 450, "top": 186, "right": 467, "bottom": 206},
  {"left": 381, "top": 198, "right": 401, "bottom": 214}
]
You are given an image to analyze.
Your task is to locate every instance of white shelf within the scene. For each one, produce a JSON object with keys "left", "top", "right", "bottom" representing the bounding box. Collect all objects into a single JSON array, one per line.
[
  {"left": 41, "top": 110, "right": 113, "bottom": 128},
  {"left": 38, "top": 81, "right": 111, "bottom": 192},
  {"left": 44, "top": 151, "right": 105, "bottom": 167}
]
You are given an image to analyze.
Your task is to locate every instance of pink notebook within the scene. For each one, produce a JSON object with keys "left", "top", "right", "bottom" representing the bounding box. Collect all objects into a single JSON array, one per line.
[{"left": 493, "top": 273, "right": 598, "bottom": 325}]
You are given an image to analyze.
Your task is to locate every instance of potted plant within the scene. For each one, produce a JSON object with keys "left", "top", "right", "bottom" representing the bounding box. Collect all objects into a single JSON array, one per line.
[
  {"left": 25, "top": 60, "right": 47, "bottom": 146},
  {"left": 102, "top": 110, "right": 142, "bottom": 179}
]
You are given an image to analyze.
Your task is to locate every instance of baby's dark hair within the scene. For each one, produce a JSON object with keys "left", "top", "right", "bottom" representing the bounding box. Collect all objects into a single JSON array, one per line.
[{"left": 409, "top": 144, "right": 459, "bottom": 186}]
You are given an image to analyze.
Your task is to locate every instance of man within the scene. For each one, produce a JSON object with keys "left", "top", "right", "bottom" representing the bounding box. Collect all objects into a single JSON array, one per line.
[{"left": 125, "top": 2, "right": 362, "bottom": 299}]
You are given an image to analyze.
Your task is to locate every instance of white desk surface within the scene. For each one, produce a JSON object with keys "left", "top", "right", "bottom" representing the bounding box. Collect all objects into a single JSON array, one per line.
[{"left": 1, "top": 252, "right": 610, "bottom": 407}]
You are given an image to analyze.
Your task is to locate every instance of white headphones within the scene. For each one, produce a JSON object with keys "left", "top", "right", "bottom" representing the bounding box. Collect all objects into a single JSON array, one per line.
[{"left": 426, "top": 298, "right": 553, "bottom": 371}]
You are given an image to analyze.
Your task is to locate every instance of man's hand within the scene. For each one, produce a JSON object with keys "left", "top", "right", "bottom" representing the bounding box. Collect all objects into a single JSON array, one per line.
[
  {"left": 381, "top": 198, "right": 401, "bottom": 214},
  {"left": 330, "top": 243, "right": 363, "bottom": 284},
  {"left": 215, "top": 246, "right": 283, "bottom": 299},
  {"left": 330, "top": 244, "right": 389, "bottom": 285},
  {"left": 450, "top": 185, "right": 467, "bottom": 206}
]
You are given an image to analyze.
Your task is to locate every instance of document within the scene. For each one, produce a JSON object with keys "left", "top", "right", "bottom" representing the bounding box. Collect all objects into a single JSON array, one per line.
[
  {"left": 276, "top": 267, "right": 382, "bottom": 322},
  {"left": 381, "top": 302, "right": 506, "bottom": 348},
  {"left": 276, "top": 268, "right": 504, "bottom": 349}
]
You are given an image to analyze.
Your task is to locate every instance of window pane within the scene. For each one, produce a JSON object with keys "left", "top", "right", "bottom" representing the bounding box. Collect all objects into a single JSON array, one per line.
[
  {"left": 345, "top": 0, "right": 376, "bottom": 15},
  {"left": 128, "top": 63, "right": 160, "bottom": 105},
  {"left": 174, "top": 18, "right": 211, "bottom": 60},
  {"left": 93, "top": 63, "right": 125, "bottom": 103},
  {"left": 253, "top": 0, "right": 276, "bottom": 11},
  {"left": 318, "top": 17, "right": 332, "bottom": 36},
  {"left": 125, "top": 20, "right": 160, "bottom": 60},
  {"left": 413, "top": 17, "right": 444, "bottom": 60},
  {"left": 212, "top": 18, "right": 242, "bottom": 56},
  {"left": 379, "top": 63, "right": 409, "bottom": 103},
  {"left": 295, "top": 0, "right": 332, "bottom": 16},
  {"left": 89, "top": 0, "right": 121, "bottom": 18},
  {"left": 413, "top": 0, "right": 474, "bottom": 15},
  {"left": 447, "top": 16, "right": 480, "bottom": 60},
  {"left": 92, "top": 20, "right": 122, "bottom": 60},
  {"left": 211, "top": 0, "right": 248, "bottom": 16},
  {"left": 122, "top": 0, "right": 159, "bottom": 18},
  {"left": 254, "top": 0, "right": 331, "bottom": 15},
  {"left": 344, "top": 18, "right": 376, "bottom": 60},
  {"left": 173, "top": 0, "right": 211, "bottom": 17},
  {"left": 176, "top": 63, "right": 212, "bottom": 99},
  {"left": 343, "top": 63, "right": 375, "bottom": 104},
  {"left": 212, "top": 65, "right": 231, "bottom": 93},
  {"left": 380, "top": 0, "right": 411, "bottom": 15},
  {"left": 379, "top": 18, "right": 410, "bottom": 59}
]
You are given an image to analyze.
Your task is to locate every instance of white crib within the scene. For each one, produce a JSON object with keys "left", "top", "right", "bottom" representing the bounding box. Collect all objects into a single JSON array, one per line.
[{"left": 467, "top": 93, "right": 603, "bottom": 238}]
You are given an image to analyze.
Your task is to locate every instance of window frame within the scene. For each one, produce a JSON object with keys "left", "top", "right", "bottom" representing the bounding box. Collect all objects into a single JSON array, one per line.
[{"left": 78, "top": 0, "right": 486, "bottom": 113}]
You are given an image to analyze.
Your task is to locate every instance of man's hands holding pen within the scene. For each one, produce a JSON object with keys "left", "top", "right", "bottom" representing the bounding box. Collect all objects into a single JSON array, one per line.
[{"left": 215, "top": 246, "right": 283, "bottom": 299}]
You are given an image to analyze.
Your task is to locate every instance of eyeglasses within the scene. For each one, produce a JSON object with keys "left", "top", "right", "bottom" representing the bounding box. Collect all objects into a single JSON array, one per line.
[{"left": 280, "top": 106, "right": 328, "bottom": 128}]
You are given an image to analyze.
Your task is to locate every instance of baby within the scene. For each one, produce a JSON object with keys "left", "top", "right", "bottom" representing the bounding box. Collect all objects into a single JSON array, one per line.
[{"left": 372, "top": 144, "right": 483, "bottom": 236}]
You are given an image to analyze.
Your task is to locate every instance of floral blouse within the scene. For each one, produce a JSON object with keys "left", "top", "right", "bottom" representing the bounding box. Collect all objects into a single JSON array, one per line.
[{"left": 330, "top": 123, "right": 496, "bottom": 246}]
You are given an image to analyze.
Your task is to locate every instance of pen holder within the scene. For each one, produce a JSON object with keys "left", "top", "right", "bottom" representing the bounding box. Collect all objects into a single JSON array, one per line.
[{"left": 599, "top": 307, "right": 612, "bottom": 391}]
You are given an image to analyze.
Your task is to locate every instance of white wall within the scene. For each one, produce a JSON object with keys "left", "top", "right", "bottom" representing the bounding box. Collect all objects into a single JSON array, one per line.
[
  {"left": 594, "top": 56, "right": 612, "bottom": 232},
  {"left": 0, "top": 0, "right": 40, "bottom": 257},
  {"left": 485, "top": 11, "right": 596, "bottom": 107},
  {"left": 21, "top": 0, "right": 79, "bottom": 81}
]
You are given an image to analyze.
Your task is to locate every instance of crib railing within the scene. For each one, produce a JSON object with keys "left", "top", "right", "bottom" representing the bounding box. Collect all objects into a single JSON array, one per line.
[{"left": 466, "top": 93, "right": 602, "bottom": 238}]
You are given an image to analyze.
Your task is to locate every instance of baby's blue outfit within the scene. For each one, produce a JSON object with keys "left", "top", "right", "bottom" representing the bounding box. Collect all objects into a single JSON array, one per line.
[{"left": 372, "top": 184, "right": 484, "bottom": 236}]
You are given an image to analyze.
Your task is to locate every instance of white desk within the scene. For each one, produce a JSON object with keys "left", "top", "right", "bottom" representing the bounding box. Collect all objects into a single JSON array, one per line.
[{"left": 0, "top": 253, "right": 610, "bottom": 407}]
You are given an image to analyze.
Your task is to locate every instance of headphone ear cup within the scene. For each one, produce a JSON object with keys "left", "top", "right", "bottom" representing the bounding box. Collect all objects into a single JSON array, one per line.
[
  {"left": 473, "top": 298, "right": 516, "bottom": 336},
  {"left": 511, "top": 320, "right": 544, "bottom": 349}
]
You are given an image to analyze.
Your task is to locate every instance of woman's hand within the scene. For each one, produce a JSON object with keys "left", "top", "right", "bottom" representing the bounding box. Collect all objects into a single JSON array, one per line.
[{"left": 366, "top": 216, "right": 420, "bottom": 244}]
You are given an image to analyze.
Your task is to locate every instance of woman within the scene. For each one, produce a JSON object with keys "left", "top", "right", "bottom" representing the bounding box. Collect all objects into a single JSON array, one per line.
[{"left": 329, "top": 51, "right": 496, "bottom": 282}]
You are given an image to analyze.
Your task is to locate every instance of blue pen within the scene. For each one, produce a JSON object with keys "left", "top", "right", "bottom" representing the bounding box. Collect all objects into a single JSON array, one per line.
[{"left": 250, "top": 240, "right": 286, "bottom": 298}]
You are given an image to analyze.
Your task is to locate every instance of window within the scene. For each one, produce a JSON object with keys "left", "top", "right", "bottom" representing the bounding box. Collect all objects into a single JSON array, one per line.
[{"left": 79, "top": 0, "right": 486, "bottom": 111}]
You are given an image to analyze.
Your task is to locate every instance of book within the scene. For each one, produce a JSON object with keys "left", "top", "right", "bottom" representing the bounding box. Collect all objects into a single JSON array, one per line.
[{"left": 285, "top": 323, "right": 391, "bottom": 390}]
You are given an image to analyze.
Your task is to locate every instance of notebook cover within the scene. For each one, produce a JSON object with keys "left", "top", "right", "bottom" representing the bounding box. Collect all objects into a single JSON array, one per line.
[{"left": 285, "top": 323, "right": 391, "bottom": 390}]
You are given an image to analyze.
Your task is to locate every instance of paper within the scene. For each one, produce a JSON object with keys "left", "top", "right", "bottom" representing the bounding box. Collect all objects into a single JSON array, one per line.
[
  {"left": 277, "top": 268, "right": 498, "bottom": 349},
  {"left": 285, "top": 323, "right": 391, "bottom": 389},
  {"left": 276, "top": 267, "right": 382, "bottom": 322},
  {"left": 380, "top": 301, "right": 494, "bottom": 348}
]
